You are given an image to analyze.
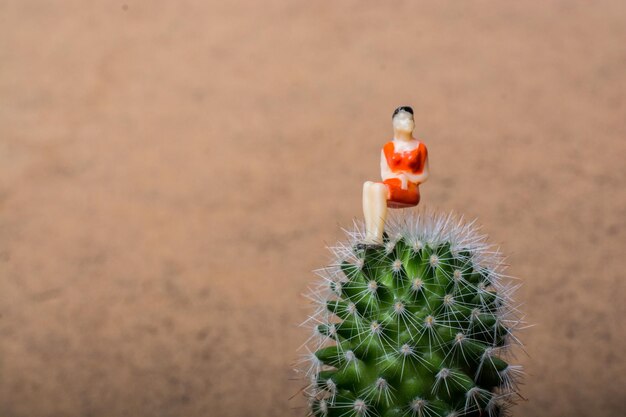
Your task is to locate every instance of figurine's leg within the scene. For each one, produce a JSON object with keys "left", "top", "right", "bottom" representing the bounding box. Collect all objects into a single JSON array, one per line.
[
  {"left": 362, "top": 181, "right": 388, "bottom": 244},
  {"left": 362, "top": 181, "right": 374, "bottom": 241}
]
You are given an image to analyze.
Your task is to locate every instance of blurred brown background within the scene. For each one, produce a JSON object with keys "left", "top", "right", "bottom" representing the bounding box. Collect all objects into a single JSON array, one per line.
[{"left": 1, "top": 1, "right": 625, "bottom": 416}]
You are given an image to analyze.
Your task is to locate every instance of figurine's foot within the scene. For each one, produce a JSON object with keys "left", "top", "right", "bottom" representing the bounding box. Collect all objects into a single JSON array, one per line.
[{"left": 354, "top": 241, "right": 385, "bottom": 251}]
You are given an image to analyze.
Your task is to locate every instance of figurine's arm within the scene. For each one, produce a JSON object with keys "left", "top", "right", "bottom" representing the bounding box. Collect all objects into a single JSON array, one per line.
[
  {"left": 380, "top": 149, "right": 395, "bottom": 181},
  {"left": 381, "top": 150, "right": 409, "bottom": 189},
  {"left": 404, "top": 157, "right": 430, "bottom": 184}
]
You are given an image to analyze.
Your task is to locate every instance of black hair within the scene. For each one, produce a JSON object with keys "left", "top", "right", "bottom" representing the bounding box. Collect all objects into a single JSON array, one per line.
[{"left": 392, "top": 106, "right": 414, "bottom": 119}]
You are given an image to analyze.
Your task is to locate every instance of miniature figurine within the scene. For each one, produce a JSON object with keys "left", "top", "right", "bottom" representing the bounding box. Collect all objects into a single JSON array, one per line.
[{"left": 361, "top": 106, "right": 429, "bottom": 246}]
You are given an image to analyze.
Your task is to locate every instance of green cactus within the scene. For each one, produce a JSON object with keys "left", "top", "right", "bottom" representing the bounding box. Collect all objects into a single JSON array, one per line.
[{"left": 301, "top": 210, "right": 523, "bottom": 417}]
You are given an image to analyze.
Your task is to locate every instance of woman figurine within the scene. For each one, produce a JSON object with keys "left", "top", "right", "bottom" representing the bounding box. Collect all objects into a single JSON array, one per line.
[{"left": 361, "top": 106, "right": 430, "bottom": 246}]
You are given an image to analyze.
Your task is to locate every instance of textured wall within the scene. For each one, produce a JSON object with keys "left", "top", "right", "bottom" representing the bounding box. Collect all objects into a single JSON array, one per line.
[{"left": 1, "top": 1, "right": 625, "bottom": 416}]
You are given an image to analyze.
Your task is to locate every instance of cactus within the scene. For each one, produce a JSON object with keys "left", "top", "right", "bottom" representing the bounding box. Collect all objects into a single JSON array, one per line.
[{"left": 300, "top": 210, "right": 524, "bottom": 417}]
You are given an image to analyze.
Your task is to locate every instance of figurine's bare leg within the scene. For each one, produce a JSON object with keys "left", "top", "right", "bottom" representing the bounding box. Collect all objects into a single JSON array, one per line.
[
  {"left": 362, "top": 181, "right": 388, "bottom": 244},
  {"left": 362, "top": 181, "right": 374, "bottom": 241}
]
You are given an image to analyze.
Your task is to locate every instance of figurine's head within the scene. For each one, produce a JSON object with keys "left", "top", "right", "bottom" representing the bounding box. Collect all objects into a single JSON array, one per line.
[{"left": 392, "top": 106, "right": 415, "bottom": 133}]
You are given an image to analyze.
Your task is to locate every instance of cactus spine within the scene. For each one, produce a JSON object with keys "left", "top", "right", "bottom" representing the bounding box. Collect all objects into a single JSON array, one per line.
[{"left": 300, "top": 210, "right": 523, "bottom": 417}]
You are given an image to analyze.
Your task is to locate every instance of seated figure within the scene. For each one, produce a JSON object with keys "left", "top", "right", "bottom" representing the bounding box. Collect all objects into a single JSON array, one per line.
[{"left": 362, "top": 106, "right": 430, "bottom": 245}]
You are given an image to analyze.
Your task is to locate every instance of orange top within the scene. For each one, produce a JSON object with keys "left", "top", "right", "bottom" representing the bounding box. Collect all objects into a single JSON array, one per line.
[
  {"left": 382, "top": 140, "right": 428, "bottom": 208},
  {"left": 383, "top": 140, "right": 428, "bottom": 174}
]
